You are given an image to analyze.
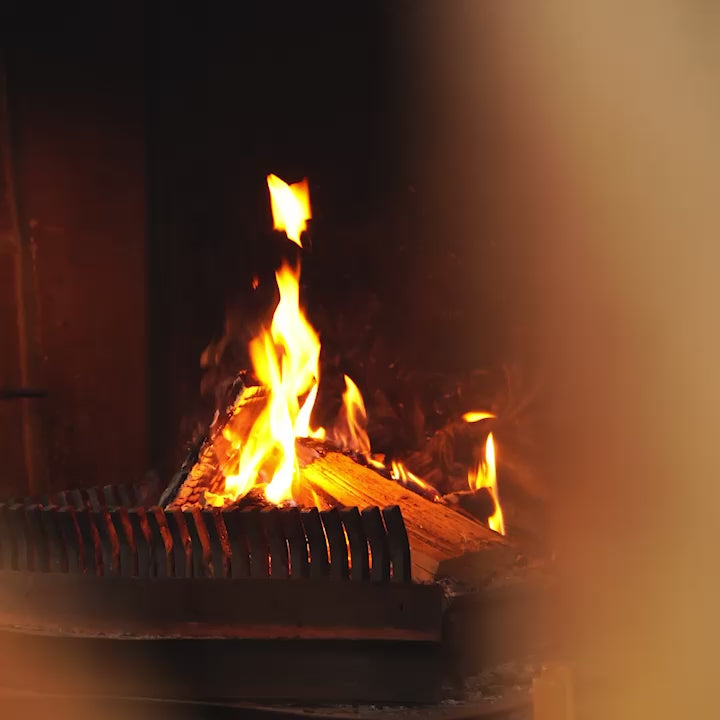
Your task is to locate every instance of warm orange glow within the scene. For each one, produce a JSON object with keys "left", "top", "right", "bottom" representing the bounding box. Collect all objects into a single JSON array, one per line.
[
  {"left": 330, "top": 375, "right": 371, "bottom": 454},
  {"left": 205, "top": 171, "right": 494, "bottom": 514},
  {"left": 267, "top": 174, "right": 311, "bottom": 247},
  {"left": 366, "top": 455, "right": 386, "bottom": 471},
  {"left": 248, "top": 261, "right": 320, "bottom": 504},
  {"left": 469, "top": 432, "right": 505, "bottom": 535},
  {"left": 205, "top": 173, "right": 376, "bottom": 508},
  {"left": 462, "top": 410, "right": 495, "bottom": 423},
  {"left": 205, "top": 259, "right": 324, "bottom": 507},
  {"left": 391, "top": 461, "right": 440, "bottom": 501}
]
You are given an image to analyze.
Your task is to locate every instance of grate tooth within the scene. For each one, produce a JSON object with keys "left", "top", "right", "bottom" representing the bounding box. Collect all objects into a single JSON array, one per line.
[
  {"left": 68, "top": 489, "right": 87, "bottom": 511},
  {"left": 301, "top": 507, "right": 329, "bottom": 578},
  {"left": 221, "top": 509, "right": 250, "bottom": 578},
  {"left": 242, "top": 509, "right": 270, "bottom": 578},
  {"left": 25, "top": 505, "right": 49, "bottom": 572},
  {"left": 202, "top": 508, "right": 229, "bottom": 578},
  {"left": 145, "top": 507, "right": 171, "bottom": 577},
  {"left": 55, "top": 507, "right": 82, "bottom": 573},
  {"left": 127, "top": 508, "right": 152, "bottom": 578},
  {"left": 0, "top": 503, "right": 16, "bottom": 570},
  {"left": 183, "top": 509, "right": 211, "bottom": 578},
  {"left": 280, "top": 507, "right": 309, "bottom": 579},
  {"left": 382, "top": 506, "right": 412, "bottom": 583},
  {"left": 340, "top": 508, "right": 369, "bottom": 582},
  {"left": 260, "top": 508, "right": 289, "bottom": 579},
  {"left": 7, "top": 503, "right": 31, "bottom": 570},
  {"left": 165, "top": 509, "right": 192, "bottom": 578},
  {"left": 361, "top": 507, "right": 391, "bottom": 582},
  {"left": 103, "top": 485, "right": 120, "bottom": 509},
  {"left": 90, "top": 509, "right": 119, "bottom": 576},
  {"left": 143, "top": 475, "right": 161, "bottom": 506},
  {"left": 54, "top": 491, "right": 70, "bottom": 509},
  {"left": 73, "top": 508, "right": 98, "bottom": 575},
  {"left": 320, "top": 508, "right": 349, "bottom": 580},
  {"left": 42, "top": 507, "right": 69, "bottom": 573},
  {"left": 133, "top": 477, "right": 159, "bottom": 507},
  {"left": 117, "top": 484, "right": 134, "bottom": 509},
  {"left": 109, "top": 508, "right": 137, "bottom": 577},
  {"left": 87, "top": 487, "right": 105, "bottom": 513}
]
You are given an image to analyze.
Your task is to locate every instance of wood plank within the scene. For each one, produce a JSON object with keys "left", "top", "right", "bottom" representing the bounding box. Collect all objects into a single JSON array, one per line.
[
  {"left": 164, "top": 387, "right": 268, "bottom": 509},
  {"left": 301, "top": 452, "right": 510, "bottom": 581}
]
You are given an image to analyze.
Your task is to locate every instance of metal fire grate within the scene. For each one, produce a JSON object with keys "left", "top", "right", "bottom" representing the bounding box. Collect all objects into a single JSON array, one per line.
[{"left": 0, "top": 480, "right": 412, "bottom": 582}]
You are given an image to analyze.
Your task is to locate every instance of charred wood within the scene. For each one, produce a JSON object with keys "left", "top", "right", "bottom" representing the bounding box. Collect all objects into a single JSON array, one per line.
[{"left": 300, "top": 451, "right": 510, "bottom": 581}]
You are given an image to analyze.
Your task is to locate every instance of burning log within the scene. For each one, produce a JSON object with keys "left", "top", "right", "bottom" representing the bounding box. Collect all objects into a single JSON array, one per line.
[
  {"left": 443, "top": 487, "right": 496, "bottom": 523},
  {"left": 299, "top": 451, "right": 509, "bottom": 581}
]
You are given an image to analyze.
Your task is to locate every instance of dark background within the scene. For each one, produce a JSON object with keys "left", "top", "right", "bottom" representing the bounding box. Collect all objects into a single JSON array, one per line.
[{"left": 0, "top": 2, "right": 532, "bottom": 494}]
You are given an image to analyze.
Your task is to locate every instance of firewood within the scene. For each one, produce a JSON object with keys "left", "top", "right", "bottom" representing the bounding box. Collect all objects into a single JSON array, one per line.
[
  {"left": 443, "top": 488, "right": 495, "bottom": 523},
  {"left": 165, "top": 387, "right": 269, "bottom": 509},
  {"left": 210, "top": 385, "right": 267, "bottom": 466},
  {"left": 300, "top": 451, "right": 510, "bottom": 581}
]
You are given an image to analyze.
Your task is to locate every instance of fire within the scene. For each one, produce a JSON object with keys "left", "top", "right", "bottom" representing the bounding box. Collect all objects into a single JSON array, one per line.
[
  {"left": 267, "top": 174, "right": 311, "bottom": 247},
  {"left": 330, "top": 375, "right": 371, "bottom": 454},
  {"left": 462, "top": 410, "right": 495, "bottom": 423},
  {"left": 207, "top": 174, "right": 374, "bottom": 507},
  {"left": 469, "top": 432, "right": 505, "bottom": 535},
  {"left": 391, "top": 461, "right": 440, "bottom": 501},
  {"left": 206, "top": 261, "right": 322, "bottom": 506},
  {"left": 206, "top": 177, "right": 321, "bottom": 507},
  {"left": 205, "top": 173, "right": 505, "bottom": 520},
  {"left": 206, "top": 265, "right": 320, "bottom": 506}
]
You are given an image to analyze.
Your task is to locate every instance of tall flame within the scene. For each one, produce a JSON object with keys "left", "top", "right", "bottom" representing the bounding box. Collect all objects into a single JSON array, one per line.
[
  {"left": 331, "top": 374, "right": 371, "bottom": 454},
  {"left": 267, "top": 174, "right": 311, "bottom": 247},
  {"left": 207, "top": 262, "right": 322, "bottom": 506},
  {"left": 206, "top": 176, "right": 321, "bottom": 508},
  {"left": 469, "top": 432, "right": 506, "bottom": 535}
]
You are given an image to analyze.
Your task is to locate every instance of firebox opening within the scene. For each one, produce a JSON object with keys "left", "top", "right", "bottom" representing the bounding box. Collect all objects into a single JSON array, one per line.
[{"left": 0, "top": 2, "right": 559, "bottom": 713}]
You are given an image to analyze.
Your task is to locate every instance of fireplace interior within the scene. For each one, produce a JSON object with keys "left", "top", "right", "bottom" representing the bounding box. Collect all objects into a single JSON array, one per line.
[{"left": 0, "top": 3, "right": 614, "bottom": 719}]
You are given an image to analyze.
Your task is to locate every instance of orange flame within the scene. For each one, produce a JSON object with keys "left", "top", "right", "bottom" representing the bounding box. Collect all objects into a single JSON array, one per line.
[
  {"left": 206, "top": 174, "right": 378, "bottom": 508},
  {"left": 205, "top": 175, "right": 323, "bottom": 508},
  {"left": 206, "top": 262, "right": 322, "bottom": 507},
  {"left": 391, "top": 461, "right": 440, "bottom": 501},
  {"left": 267, "top": 174, "right": 311, "bottom": 247},
  {"left": 463, "top": 410, "right": 495, "bottom": 423},
  {"left": 207, "top": 172, "right": 485, "bottom": 513},
  {"left": 469, "top": 432, "right": 505, "bottom": 535},
  {"left": 331, "top": 374, "right": 371, "bottom": 454}
]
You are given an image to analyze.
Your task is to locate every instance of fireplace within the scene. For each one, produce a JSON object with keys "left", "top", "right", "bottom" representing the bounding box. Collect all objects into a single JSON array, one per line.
[
  {"left": 0, "top": 163, "right": 548, "bottom": 708},
  {"left": 0, "top": 2, "right": 654, "bottom": 718}
]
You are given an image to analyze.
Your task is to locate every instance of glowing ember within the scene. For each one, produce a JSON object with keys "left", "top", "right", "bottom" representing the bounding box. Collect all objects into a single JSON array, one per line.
[
  {"left": 391, "top": 461, "right": 440, "bottom": 501},
  {"left": 462, "top": 410, "right": 495, "bottom": 423},
  {"left": 267, "top": 174, "right": 311, "bottom": 247},
  {"left": 468, "top": 432, "right": 505, "bottom": 535}
]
